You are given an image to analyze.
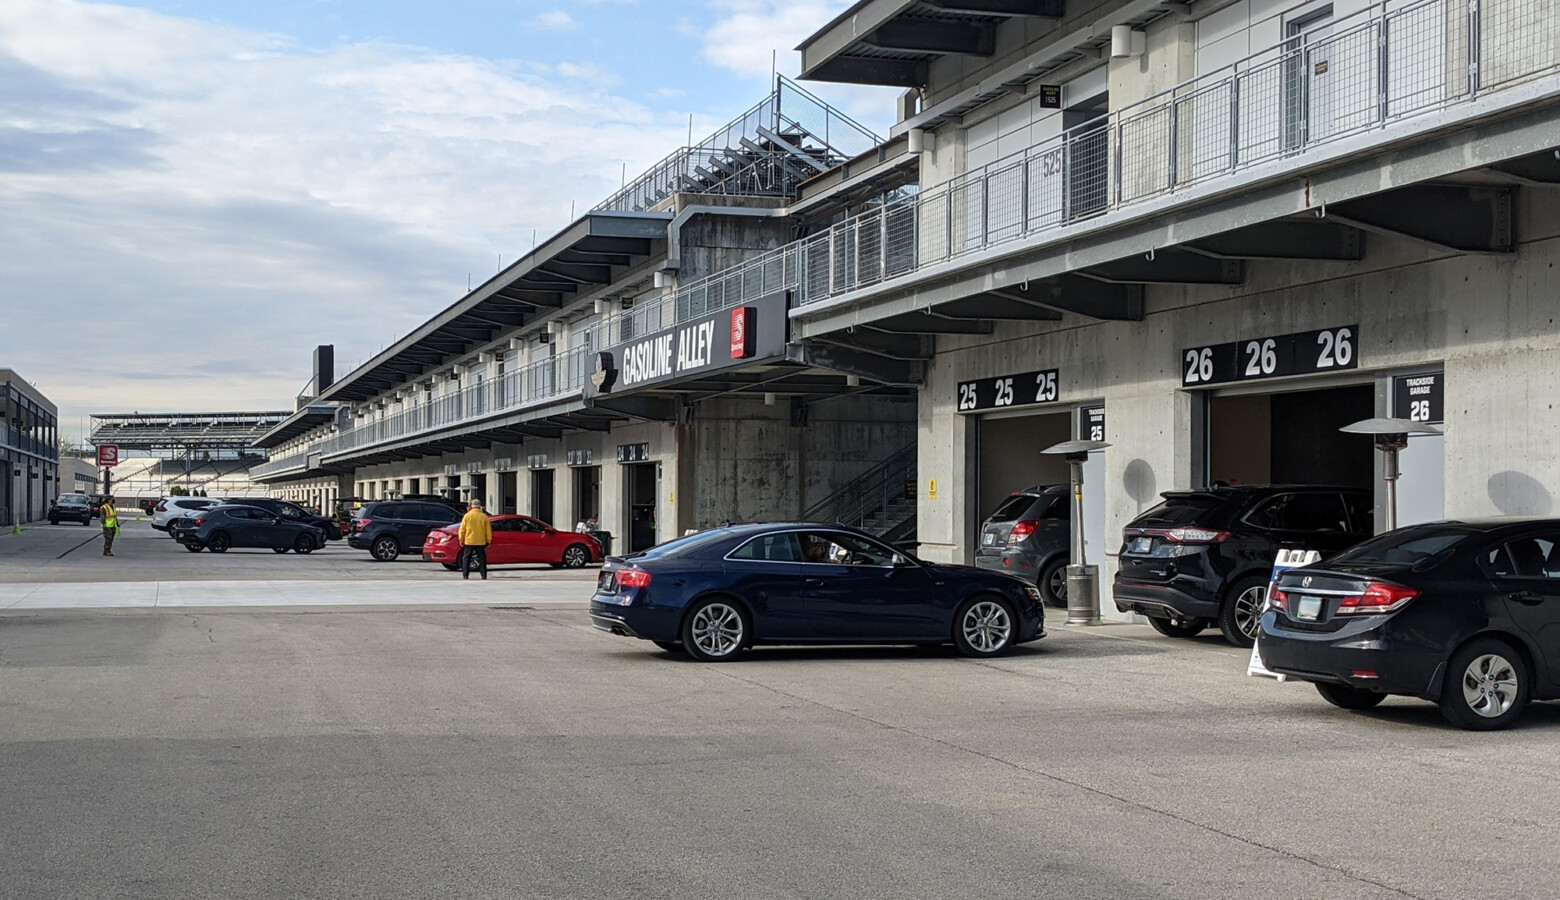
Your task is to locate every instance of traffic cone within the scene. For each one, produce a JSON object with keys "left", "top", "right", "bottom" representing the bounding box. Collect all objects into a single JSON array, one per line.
[{"left": 11, "top": 522, "right": 19, "bottom": 535}]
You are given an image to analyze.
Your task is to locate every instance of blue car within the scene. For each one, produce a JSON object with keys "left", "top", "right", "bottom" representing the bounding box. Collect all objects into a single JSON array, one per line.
[{"left": 589, "top": 523, "right": 1045, "bottom": 661}]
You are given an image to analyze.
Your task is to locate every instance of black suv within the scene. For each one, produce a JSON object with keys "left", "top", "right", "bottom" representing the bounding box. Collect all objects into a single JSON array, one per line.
[
  {"left": 48, "top": 493, "right": 94, "bottom": 526},
  {"left": 975, "top": 486, "right": 1071, "bottom": 606},
  {"left": 348, "top": 500, "right": 464, "bottom": 561},
  {"left": 1114, "top": 485, "right": 1373, "bottom": 647},
  {"left": 223, "top": 497, "right": 342, "bottom": 541}
]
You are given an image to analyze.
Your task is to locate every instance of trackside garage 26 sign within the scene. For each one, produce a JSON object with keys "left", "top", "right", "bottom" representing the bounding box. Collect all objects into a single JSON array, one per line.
[{"left": 1181, "top": 325, "right": 1358, "bottom": 387}]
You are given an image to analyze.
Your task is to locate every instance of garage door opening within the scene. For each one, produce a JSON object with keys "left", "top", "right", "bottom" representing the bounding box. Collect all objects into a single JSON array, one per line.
[
  {"left": 1207, "top": 384, "right": 1374, "bottom": 489},
  {"left": 976, "top": 411, "right": 1074, "bottom": 527}
]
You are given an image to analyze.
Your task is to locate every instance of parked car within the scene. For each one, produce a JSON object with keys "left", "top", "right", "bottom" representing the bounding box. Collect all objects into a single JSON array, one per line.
[
  {"left": 422, "top": 514, "right": 602, "bottom": 570},
  {"left": 589, "top": 523, "right": 1045, "bottom": 662},
  {"left": 348, "top": 500, "right": 464, "bottom": 561},
  {"left": 151, "top": 497, "right": 220, "bottom": 534},
  {"left": 174, "top": 504, "right": 326, "bottom": 554},
  {"left": 48, "top": 493, "right": 94, "bottom": 526},
  {"left": 221, "top": 496, "right": 343, "bottom": 541},
  {"left": 975, "top": 485, "right": 1070, "bottom": 606},
  {"left": 1257, "top": 518, "right": 1560, "bottom": 731},
  {"left": 88, "top": 494, "right": 108, "bottom": 520},
  {"left": 1114, "top": 485, "right": 1373, "bottom": 647}
]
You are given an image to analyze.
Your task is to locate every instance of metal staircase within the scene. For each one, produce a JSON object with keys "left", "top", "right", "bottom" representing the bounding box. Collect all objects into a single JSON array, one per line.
[
  {"left": 802, "top": 443, "right": 917, "bottom": 544},
  {"left": 594, "top": 76, "right": 881, "bottom": 213}
]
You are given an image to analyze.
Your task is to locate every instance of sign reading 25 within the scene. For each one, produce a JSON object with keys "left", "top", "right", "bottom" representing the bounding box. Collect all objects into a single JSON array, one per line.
[{"left": 957, "top": 369, "right": 1061, "bottom": 412}]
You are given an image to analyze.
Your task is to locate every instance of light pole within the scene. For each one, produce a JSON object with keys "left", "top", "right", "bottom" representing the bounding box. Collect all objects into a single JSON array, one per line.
[
  {"left": 1339, "top": 417, "right": 1442, "bottom": 532},
  {"left": 1042, "top": 438, "right": 1112, "bottom": 625}
]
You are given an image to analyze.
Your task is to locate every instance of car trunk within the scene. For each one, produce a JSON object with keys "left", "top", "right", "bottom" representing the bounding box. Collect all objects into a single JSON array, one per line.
[
  {"left": 978, "top": 494, "right": 1042, "bottom": 559},
  {"left": 1117, "top": 493, "right": 1234, "bottom": 584}
]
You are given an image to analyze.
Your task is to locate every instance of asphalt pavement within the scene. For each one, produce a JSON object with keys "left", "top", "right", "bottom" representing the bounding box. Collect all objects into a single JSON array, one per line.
[{"left": 3, "top": 599, "right": 1558, "bottom": 899}]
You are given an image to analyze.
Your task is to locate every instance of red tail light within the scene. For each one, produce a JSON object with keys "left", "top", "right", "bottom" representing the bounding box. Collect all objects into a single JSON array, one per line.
[
  {"left": 192, "top": 517, "right": 205, "bottom": 525},
  {"left": 1007, "top": 520, "right": 1040, "bottom": 544},
  {"left": 155, "top": 503, "right": 166, "bottom": 512},
  {"left": 1269, "top": 588, "right": 1288, "bottom": 612},
  {"left": 354, "top": 517, "right": 370, "bottom": 532},
  {"left": 616, "top": 569, "right": 652, "bottom": 589},
  {"left": 1158, "top": 527, "right": 1229, "bottom": 544},
  {"left": 1337, "top": 582, "right": 1418, "bottom": 616}
]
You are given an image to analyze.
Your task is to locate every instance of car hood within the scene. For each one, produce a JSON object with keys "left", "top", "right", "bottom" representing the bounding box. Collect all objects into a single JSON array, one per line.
[{"left": 923, "top": 561, "right": 1031, "bottom": 587}]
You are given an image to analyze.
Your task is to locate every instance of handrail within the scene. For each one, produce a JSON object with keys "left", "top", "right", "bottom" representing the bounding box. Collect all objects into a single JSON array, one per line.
[{"left": 803, "top": 442, "right": 916, "bottom": 530}]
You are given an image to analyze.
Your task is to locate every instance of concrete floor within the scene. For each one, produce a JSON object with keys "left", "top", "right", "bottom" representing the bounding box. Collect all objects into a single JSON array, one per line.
[{"left": 3, "top": 596, "right": 1558, "bottom": 899}]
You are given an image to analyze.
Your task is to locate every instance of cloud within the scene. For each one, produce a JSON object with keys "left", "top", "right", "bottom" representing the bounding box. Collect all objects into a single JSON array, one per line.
[
  {"left": 0, "top": 0, "right": 692, "bottom": 437},
  {"left": 532, "top": 10, "right": 577, "bottom": 30}
]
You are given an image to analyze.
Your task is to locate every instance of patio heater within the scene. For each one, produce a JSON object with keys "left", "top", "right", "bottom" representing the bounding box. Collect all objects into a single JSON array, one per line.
[
  {"left": 1042, "top": 439, "right": 1112, "bottom": 625},
  {"left": 1339, "top": 417, "right": 1442, "bottom": 532}
]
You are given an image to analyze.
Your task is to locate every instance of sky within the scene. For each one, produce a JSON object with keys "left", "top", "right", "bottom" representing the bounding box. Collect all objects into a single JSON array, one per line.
[{"left": 0, "top": 0, "right": 895, "bottom": 443}]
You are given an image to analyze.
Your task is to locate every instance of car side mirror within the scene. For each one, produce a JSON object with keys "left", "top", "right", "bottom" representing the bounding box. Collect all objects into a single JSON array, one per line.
[{"left": 892, "top": 554, "right": 912, "bottom": 568}]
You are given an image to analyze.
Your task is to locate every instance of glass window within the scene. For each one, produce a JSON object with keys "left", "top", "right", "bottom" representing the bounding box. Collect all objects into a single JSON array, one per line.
[
  {"left": 987, "top": 494, "right": 1038, "bottom": 523},
  {"left": 1331, "top": 527, "right": 1473, "bottom": 566},
  {"left": 1278, "top": 493, "right": 1350, "bottom": 532},
  {"left": 421, "top": 504, "right": 461, "bottom": 523},
  {"left": 729, "top": 533, "right": 803, "bottom": 562},
  {"left": 637, "top": 528, "right": 735, "bottom": 559},
  {"left": 490, "top": 519, "right": 518, "bottom": 533},
  {"left": 1489, "top": 536, "right": 1560, "bottom": 579},
  {"left": 799, "top": 531, "right": 899, "bottom": 567},
  {"left": 1136, "top": 494, "right": 1226, "bottom": 528},
  {"left": 515, "top": 517, "right": 546, "bottom": 533},
  {"left": 1341, "top": 493, "right": 1374, "bottom": 533}
]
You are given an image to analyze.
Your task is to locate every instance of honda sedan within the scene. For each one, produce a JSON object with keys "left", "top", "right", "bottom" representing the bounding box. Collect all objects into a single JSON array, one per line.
[
  {"left": 589, "top": 523, "right": 1044, "bottom": 661},
  {"left": 422, "top": 514, "right": 602, "bottom": 570}
]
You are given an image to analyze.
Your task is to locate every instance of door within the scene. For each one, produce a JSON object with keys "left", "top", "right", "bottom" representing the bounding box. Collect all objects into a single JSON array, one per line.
[
  {"left": 487, "top": 517, "right": 521, "bottom": 564},
  {"left": 510, "top": 516, "right": 554, "bottom": 563},
  {"left": 1484, "top": 533, "right": 1560, "bottom": 687},
  {"left": 531, "top": 470, "right": 555, "bottom": 525},
  {"left": 723, "top": 531, "right": 809, "bottom": 639},
  {"left": 407, "top": 503, "right": 458, "bottom": 548},
  {"left": 1284, "top": 6, "right": 1334, "bottom": 151},
  {"left": 797, "top": 531, "right": 939, "bottom": 638}
]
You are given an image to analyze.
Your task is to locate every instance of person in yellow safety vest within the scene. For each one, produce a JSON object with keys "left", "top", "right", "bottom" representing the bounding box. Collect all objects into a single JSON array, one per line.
[
  {"left": 457, "top": 500, "right": 492, "bottom": 580},
  {"left": 100, "top": 495, "right": 119, "bottom": 557}
]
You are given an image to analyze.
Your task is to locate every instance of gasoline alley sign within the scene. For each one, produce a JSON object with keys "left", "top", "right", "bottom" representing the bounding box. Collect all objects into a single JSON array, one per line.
[{"left": 589, "top": 291, "right": 785, "bottom": 396}]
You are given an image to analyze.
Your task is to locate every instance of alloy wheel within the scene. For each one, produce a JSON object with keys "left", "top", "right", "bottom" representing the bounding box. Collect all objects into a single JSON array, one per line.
[
  {"left": 1047, "top": 567, "right": 1068, "bottom": 603},
  {"left": 1461, "top": 653, "right": 1519, "bottom": 719},
  {"left": 562, "top": 545, "right": 589, "bottom": 568},
  {"left": 690, "top": 603, "right": 744, "bottom": 659},
  {"left": 1234, "top": 584, "right": 1266, "bottom": 640},
  {"left": 962, "top": 600, "right": 1012, "bottom": 654}
]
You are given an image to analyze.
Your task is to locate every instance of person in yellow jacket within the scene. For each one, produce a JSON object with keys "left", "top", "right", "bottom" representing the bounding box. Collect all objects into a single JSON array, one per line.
[
  {"left": 457, "top": 500, "right": 492, "bottom": 580},
  {"left": 99, "top": 495, "right": 119, "bottom": 557}
]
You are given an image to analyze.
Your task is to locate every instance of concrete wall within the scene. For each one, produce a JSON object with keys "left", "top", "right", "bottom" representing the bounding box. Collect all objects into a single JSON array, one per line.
[{"left": 917, "top": 190, "right": 1560, "bottom": 618}]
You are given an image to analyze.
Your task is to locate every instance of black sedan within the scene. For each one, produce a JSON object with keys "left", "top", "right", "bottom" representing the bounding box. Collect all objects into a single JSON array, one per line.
[
  {"left": 1258, "top": 518, "right": 1560, "bottom": 730},
  {"left": 589, "top": 523, "right": 1045, "bottom": 661},
  {"left": 175, "top": 505, "right": 326, "bottom": 554}
]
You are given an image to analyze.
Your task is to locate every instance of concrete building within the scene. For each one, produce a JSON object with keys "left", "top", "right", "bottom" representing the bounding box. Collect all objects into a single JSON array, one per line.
[
  {"left": 253, "top": 80, "right": 922, "bottom": 552},
  {"left": 776, "top": 0, "right": 1560, "bottom": 620},
  {"left": 0, "top": 370, "right": 59, "bottom": 525}
]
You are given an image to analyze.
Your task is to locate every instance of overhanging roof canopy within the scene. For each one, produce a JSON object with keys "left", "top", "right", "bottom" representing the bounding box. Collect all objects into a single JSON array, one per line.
[
  {"left": 318, "top": 211, "right": 671, "bottom": 403},
  {"left": 252, "top": 403, "right": 341, "bottom": 449},
  {"left": 798, "top": 0, "right": 1067, "bottom": 87}
]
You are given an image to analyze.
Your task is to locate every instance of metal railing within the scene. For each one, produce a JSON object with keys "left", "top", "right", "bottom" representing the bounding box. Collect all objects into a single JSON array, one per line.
[
  {"left": 594, "top": 75, "right": 881, "bottom": 213},
  {"left": 0, "top": 422, "right": 55, "bottom": 459},
  {"left": 802, "top": 442, "right": 917, "bottom": 532},
  {"left": 739, "top": 0, "right": 1559, "bottom": 309}
]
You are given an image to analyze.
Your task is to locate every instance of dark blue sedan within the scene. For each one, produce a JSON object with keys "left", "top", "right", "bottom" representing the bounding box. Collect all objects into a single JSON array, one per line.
[{"left": 589, "top": 524, "right": 1045, "bottom": 661}]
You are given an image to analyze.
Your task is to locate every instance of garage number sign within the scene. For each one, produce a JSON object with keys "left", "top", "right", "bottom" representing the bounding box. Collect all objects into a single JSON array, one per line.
[
  {"left": 956, "top": 369, "right": 1060, "bottom": 413},
  {"left": 1181, "top": 325, "right": 1358, "bottom": 387},
  {"left": 1393, "top": 372, "right": 1443, "bottom": 424},
  {"left": 1078, "top": 405, "right": 1105, "bottom": 442}
]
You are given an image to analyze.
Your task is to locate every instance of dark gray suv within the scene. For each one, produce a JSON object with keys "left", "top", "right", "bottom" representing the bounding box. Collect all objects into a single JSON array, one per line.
[{"left": 974, "top": 485, "right": 1071, "bottom": 606}]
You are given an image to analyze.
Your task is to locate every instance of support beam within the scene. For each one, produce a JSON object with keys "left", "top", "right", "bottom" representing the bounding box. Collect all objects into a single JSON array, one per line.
[
  {"left": 592, "top": 395, "right": 678, "bottom": 422},
  {"left": 755, "top": 126, "right": 832, "bottom": 173},
  {"left": 995, "top": 277, "right": 1144, "bottom": 320},
  {"left": 936, "top": 293, "right": 1063, "bottom": 321},
  {"left": 787, "top": 341, "right": 925, "bottom": 387},
  {"left": 926, "top": 0, "right": 1065, "bottom": 15},
  {"left": 815, "top": 330, "right": 931, "bottom": 361},
  {"left": 864, "top": 19, "right": 995, "bottom": 57},
  {"left": 1327, "top": 184, "right": 1515, "bottom": 253},
  {"left": 808, "top": 56, "right": 928, "bottom": 88},
  {"left": 1185, "top": 220, "right": 1364, "bottom": 261},
  {"left": 865, "top": 313, "right": 994, "bottom": 335},
  {"left": 1080, "top": 252, "right": 1244, "bottom": 285},
  {"left": 1486, "top": 150, "right": 1560, "bottom": 185}
]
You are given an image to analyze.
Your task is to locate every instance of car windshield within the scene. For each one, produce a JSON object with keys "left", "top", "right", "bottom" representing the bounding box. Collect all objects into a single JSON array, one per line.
[
  {"left": 59, "top": 494, "right": 88, "bottom": 504},
  {"left": 1135, "top": 494, "right": 1226, "bottom": 527},
  {"left": 634, "top": 528, "right": 735, "bottom": 559},
  {"left": 1327, "top": 527, "right": 1474, "bottom": 566}
]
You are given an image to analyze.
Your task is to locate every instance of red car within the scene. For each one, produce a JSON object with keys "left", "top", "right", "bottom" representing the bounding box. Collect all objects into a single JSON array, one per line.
[{"left": 421, "top": 515, "right": 602, "bottom": 570}]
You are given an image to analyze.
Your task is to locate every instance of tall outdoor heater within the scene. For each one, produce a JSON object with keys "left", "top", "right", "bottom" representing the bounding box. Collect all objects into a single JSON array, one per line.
[
  {"left": 1339, "top": 417, "right": 1442, "bottom": 532},
  {"left": 1042, "top": 438, "right": 1112, "bottom": 625}
]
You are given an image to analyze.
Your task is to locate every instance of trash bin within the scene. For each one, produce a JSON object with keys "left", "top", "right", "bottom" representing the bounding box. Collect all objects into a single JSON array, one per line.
[{"left": 587, "top": 530, "right": 613, "bottom": 557}]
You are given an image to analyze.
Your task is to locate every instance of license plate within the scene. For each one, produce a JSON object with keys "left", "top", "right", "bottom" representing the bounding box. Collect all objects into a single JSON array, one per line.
[
  {"left": 983, "top": 533, "right": 996, "bottom": 546},
  {"left": 1295, "top": 596, "right": 1323, "bottom": 621},
  {"left": 598, "top": 572, "right": 617, "bottom": 592},
  {"left": 1131, "top": 537, "right": 1153, "bottom": 554}
]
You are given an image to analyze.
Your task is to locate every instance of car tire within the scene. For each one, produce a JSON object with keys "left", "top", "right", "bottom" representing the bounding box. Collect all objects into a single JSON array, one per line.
[
  {"left": 1150, "top": 616, "right": 1208, "bottom": 638},
  {"left": 206, "top": 532, "right": 230, "bottom": 553},
  {"left": 561, "top": 543, "right": 591, "bottom": 569},
  {"left": 272, "top": 548, "right": 289, "bottom": 554},
  {"left": 293, "top": 535, "right": 314, "bottom": 554},
  {"left": 953, "top": 594, "right": 1018, "bottom": 658},
  {"left": 1217, "top": 575, "right": 1267, "bottom": 648},
  {"left": 681, "top": 597, "right": 749, "bottom": 662},
  {"left": 1439, "top": 638, "right": 1530, "bottom": 731},
  {"left": 185, "top": 543, "right": 204, "bottom": 552},
  {"left": 49, "top": 518, "right": 58, "bottom": 526},
  {"left": 371, "top": 536, "right": 400, "bottom": 562},
  {"left": 1037, "top": 557, "right": 1068, "bottom": 607},
  {"left": 652, "top": 640, "right": 683, "bottom": 654},
  {"left": 442, "top": 563, "right": 460, "bottom": 571},
  {"left": 1315, "top": 682, "right": 1387, "bottom": 710}
]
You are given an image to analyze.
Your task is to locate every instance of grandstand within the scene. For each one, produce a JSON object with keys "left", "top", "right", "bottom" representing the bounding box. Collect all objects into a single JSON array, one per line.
[{"left": 89, "top": 411, "right": 288, "bottom": 503}]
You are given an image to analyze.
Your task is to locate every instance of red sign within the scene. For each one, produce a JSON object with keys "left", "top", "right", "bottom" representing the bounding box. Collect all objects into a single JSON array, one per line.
[
  {"left": 730, "top": 306, "right": 755, "bottom": 359},
  {"left": 97, "top": 445, "right": 119, "bottom": 468}
]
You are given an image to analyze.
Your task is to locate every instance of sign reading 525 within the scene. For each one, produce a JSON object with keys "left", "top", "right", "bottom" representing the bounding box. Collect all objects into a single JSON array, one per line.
[
  {"left": 1182, "top": 325, "right": 1358, "bottom": 387},
  {"left": 957, "top": 369, "right": 1060, "bottom": 413}
]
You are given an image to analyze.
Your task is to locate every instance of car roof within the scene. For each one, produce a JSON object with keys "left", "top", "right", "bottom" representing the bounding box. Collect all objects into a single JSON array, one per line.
[
  {"left": 1403, "top": 517, "right": 1560, "bottom": 532},
  {"left": 1163, "top": 484, "right": 1370, "bottom": 499}
]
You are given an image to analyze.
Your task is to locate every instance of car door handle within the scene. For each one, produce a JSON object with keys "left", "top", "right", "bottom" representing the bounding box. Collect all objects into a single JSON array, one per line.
[
  {"left": 804, "top": 577, "right": 825, "bottom": 587},
  {"left": 1508, "top": 591, "right": 1545, "bottom": 606}
]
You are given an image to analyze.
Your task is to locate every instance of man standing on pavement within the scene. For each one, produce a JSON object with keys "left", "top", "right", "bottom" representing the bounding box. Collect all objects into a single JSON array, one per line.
[
  {"left": 458, "top": 500, "right": 491, "bottom": 580},
  {"left": 100, "top": 495, "right": 118, "bottom": 557}
]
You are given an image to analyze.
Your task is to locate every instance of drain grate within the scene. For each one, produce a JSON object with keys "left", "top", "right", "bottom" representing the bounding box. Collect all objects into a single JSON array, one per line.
[{"left": 489, "top": 606, "right": 535, "bottom": 612}]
